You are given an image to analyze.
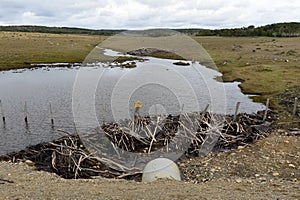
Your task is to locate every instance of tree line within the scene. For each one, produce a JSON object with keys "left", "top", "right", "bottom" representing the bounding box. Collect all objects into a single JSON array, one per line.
[
  {"left": 0, "top": 25, "right": 124, "bottom": 36},
  {"left": 0, "top": 22, "right": 299, "bottom": 37},
  {"left": 191, "top": 22, "right": 300, "bottom": 37}
]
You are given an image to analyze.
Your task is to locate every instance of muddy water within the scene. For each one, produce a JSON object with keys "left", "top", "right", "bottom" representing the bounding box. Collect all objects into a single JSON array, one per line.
[{"left": 0, "top": 51, "right": 264, "bottom": 154}]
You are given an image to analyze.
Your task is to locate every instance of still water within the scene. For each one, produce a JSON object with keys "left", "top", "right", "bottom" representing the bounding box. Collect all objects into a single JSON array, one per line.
[{"left": 0, "top": 50, "right": 265, "bottom": 154}]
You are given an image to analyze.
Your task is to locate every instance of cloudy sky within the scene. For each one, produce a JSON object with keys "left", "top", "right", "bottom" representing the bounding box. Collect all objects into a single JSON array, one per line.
[{"left": 0, "top": 0, "right": 299, "bottom": 29}]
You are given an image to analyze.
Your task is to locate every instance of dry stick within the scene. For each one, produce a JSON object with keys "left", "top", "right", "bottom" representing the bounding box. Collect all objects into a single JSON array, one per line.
[
  {"left": 148, "top": 116, "right": 160, "bottom": 154},
  {"left": 263, "top": 99, "right": 270, "bottom": 122},
  {"left": 149, "top": 104, "right": 159, "bottom": 147},
  {"left": 181, "top": 104, "right": 184, "bottom": 113},
  {"left": 200, "top": 103, "right": 210, "bottom": 121},
  {"left": 24, "top": 101, "right": 28, "bottom": 126},
  {"left": 293, "top": 97, "right": 298, "bottom": 117},
  {"left": 116, "top": 171, "right": 142, "bottom": 179},
  {"left": 110, "top": 142, "right": 121, "bottom": 158},
  {"left": 132, "top": 108, "right": 136, "bottom": 132},
  {"left": 74, "top": 155, "right": 83, "bottom": 179},
  {"left": 51, "top": 151, "right": 58, "bottom": 171},
  {"left": 0, "top": 178, "right": 14, "bottom": 184},
  {"left": 233, "top": 102, "right": 241, "bottom": 122},
  {"left": 203, "top": 104, "right": 210, "bottom": 113},
  {"left": 0, "top": 100, "right": 5, "bottom": 124},
  {"left": 97, "top": 157, "right": 137, "bottom": 172},
  {"left": 49, "top": 102, "right": 54, "bottom": 126},
  {"left": 179, "top": 121, "right": 203, "bottom": 143},
  {"left": 122, "top": 126, "right": 143, "bottom": 141}
]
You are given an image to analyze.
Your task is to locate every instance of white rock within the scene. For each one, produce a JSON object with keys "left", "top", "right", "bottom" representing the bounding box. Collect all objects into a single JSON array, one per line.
[
  {"left": 237, "top": 146, "right": 245, "bottom": 150},
  {"left": 235, "top": 178, "right": 243, "bottom": 183},
  {"left": 25, "top": 160, "right": 35, "bottom": 166},
  {"left": 142, "top": 158, "right": 181, "bottom": 183},
  {"left": 272, "top": 172, "right": 279, "bottom": 177},
  {"left": 288, "top": 164, "right": 296, "bottom": 168}
]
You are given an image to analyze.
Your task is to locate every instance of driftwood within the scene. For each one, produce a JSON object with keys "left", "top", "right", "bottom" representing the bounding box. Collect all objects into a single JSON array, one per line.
[{"left": 0, "top": 111, "right": 274, "bottom": 180}]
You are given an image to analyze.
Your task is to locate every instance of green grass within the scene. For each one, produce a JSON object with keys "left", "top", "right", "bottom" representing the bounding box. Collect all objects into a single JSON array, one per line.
[{"left": 193, "top": 36, "right": 300, "bottom": 111}]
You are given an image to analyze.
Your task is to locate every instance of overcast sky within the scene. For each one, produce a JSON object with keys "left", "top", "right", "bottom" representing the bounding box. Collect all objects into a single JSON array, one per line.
[{"left": 0, "top": 0, "right": 299, "bottom": 29}]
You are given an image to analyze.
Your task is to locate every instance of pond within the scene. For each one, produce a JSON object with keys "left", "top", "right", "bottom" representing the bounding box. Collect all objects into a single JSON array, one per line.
[{"left": 0, "top": 49, "right": 265, "bottom": 154}]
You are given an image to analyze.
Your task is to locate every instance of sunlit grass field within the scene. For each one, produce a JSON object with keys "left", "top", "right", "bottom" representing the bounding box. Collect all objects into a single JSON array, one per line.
[{"left": 0, "top": 31, "right": 104, "bottom": 69}]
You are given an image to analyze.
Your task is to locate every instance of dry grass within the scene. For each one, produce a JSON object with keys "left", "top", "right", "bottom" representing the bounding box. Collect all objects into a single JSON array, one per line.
[{"left": 0, "top": 31, "right": 105, "bottom": 70}]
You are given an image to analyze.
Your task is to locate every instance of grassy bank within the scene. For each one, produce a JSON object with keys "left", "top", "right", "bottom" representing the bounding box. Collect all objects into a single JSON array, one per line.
[
  {"left": 0, "top": 31, "right": 299, "bottom": 119},
  {"left": 0, "top": 31, "right": 104, "bottom": 70},
  {"left": 194, "top": 36, "right": 300, "bottom": 116}
]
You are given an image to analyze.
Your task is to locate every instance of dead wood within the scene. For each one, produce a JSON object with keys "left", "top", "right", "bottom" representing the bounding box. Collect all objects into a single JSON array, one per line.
[{"left": 0, "top": 111, "right": 275, "bottom": 180}]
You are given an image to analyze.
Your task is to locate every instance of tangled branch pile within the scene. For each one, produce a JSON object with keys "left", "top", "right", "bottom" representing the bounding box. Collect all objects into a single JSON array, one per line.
[
  {"left": 277, "top": 84, "right": 299, "bottom": 116},
  {"left": 0, "top": 133, "right": 141, "bottom": 179},
  {"left": 0, "top": 111, "right": 274, "bottom": 180},
  {"left": 100, "top": 112, "right": 272, "bottom": 156}
]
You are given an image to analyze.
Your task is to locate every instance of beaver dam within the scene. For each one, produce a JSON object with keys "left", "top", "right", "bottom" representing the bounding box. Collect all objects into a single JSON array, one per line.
[{"left": 0, "top": 110, "right": 276, "bottom": 180}]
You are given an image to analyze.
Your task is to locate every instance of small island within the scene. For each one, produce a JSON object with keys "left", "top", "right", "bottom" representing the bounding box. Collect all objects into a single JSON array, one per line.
[
  {"left": 127, "top": 48, "right": 185, "bottom": 60},
  {"left": 173, "top": 61, "right": 190, "bottom": 66}
]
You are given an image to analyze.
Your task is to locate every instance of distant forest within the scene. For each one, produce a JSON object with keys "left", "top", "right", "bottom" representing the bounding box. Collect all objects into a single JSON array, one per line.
[
  {"left": 0, "top": 25, "right": 124, "bottom": 36},
  {"left": 0, "top": 22, "right": 299, "bottom": 37}
]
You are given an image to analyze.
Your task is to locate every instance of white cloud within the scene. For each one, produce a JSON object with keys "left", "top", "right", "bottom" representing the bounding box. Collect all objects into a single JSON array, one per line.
[
  {"left": 22, "top": 11, "right": 35, "bottom": 18},
  {"left": 0, "top": 0, "right": 299, "bottom": 29}
]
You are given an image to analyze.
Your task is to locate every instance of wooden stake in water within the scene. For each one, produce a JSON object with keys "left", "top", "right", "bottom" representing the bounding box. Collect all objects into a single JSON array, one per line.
[
  {"left": 203, "top": 104, "right": 210, "bottom": 114},
  {"left": 24, "top": 101, "right": 28, "bottom": 126},
  {"left": 263, "top": 99, "right": 270, "bottom": 122},
  {"left": 293, "top": 97, "right": 298, "bottom": 117},
  {"left": 233, "top": 102, "right": 241, "bottom": 121},
  {"left": 49, "top": 102, "right": 54, "bottom": 126},
  {"left": 200, "top": 104, "right": 210, "bottom": 119},
  {"left": 181, "top": 104, "right": 184, "bottom": 113},
  {"left": 0, "top": 100, "right": 5, "bottom": 124}
]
